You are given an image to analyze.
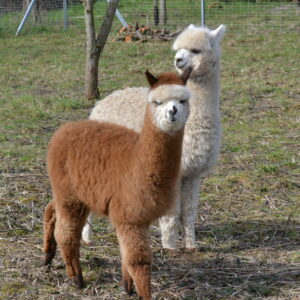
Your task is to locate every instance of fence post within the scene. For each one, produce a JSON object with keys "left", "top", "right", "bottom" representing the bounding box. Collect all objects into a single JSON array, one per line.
[
  {"left": 63, "top": 0, "right": 68, "bottom": 31},
  {"left": 201, "top": 0, "right": 205, "bottom": 26},
  {"left": 15, "top": 0, "right": 37, "bottom": 36}
]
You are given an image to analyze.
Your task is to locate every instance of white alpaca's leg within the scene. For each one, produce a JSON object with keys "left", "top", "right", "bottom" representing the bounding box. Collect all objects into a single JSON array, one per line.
[
  {"left": 159, "top": 190, "right": 181, "bottom": 249},
  {"left": 82, "top": 213, "right": 94, "bottom": 244},
  {"left": 181, "top": 175, "right": 201, "bottom": 249}
]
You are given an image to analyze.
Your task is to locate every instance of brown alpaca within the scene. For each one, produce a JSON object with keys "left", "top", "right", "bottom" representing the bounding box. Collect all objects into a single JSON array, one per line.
[{"left": 43, "top": 68, "right": 192, "bottom": 300}]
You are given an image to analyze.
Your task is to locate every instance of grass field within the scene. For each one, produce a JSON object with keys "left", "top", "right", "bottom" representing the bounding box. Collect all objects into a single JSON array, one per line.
[{"left": 0, "top": 2, "right": 300, "bottom": 299}]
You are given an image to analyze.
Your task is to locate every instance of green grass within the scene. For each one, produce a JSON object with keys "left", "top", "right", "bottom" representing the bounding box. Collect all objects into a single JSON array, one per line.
[{"left": 0, "top": 2, "right": 300, "bottom": 300}]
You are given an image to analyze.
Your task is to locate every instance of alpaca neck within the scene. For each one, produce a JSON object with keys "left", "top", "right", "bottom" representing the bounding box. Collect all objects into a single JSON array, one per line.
[
  {"left": 188, "top": 63, "right": 221, "bottom": 114},
  {"left": 180, "top": 60, "right": 222, "bottom": 176},
  {"left": 135, "top": 106, "right": 184, "bottom": 187}
]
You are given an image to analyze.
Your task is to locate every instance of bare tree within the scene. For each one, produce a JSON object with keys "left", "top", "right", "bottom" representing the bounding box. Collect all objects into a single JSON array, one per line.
[
  {"left": 153, "top": 0, "right": 159, "bottom": 26},
  {"left": 84, "top": 0, "right": 119, "bottom": 100},
  {"left": 159, "top": 0, "right": 167, "bottom": 25},
  {"left": 23, "top": 0, "right": 41, "bottom": 23}
]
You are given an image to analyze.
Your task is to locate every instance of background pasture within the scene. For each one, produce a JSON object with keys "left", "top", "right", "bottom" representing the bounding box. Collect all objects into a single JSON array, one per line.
[{"left": 0, "top": 1, "right": 300, "bottom": 299}]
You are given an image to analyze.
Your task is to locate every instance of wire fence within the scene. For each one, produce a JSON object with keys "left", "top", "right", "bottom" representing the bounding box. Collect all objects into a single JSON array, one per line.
[{"left": 0, "top": 0, "right": 299, "bottom": 35}]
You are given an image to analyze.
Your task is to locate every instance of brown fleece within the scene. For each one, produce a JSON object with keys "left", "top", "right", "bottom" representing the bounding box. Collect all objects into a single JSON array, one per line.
[{"left": 43, "top": 72, "right": 187, "bottom": 300}]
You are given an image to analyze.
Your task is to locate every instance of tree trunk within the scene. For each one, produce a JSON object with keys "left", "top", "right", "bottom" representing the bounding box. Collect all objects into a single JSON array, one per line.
[
  {"left": 84, "top": 0, "right": 119, "bottom": 100},
  {"left": 23, "top": 0, "right": 41, "bottom": 23},
  {"left": 84, "top": 0, "right": 98, "bottom": 100},
  {"left": 159, "top": 0, "right": 167, "bottom": 25},
  {"left": 33, "top": 0, "right": 41, "bottom": 23},
  {"left": 85, "top": 55, "right": 100, "bottom": 100},
  {"left": 153, "top": 0, "right": 159, "bottom": 26}
]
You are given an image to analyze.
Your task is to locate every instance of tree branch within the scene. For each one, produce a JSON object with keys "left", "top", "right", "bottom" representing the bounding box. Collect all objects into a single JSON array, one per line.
[{"left": 92, "top": 0, "right": 119, "bottom": 56}]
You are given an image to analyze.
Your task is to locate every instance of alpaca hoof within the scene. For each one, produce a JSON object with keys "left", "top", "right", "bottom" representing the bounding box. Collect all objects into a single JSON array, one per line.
[
  {"left": 163, "top": 246, "right": 178, "bottom": 251},
  {"left": 187, "top": 249, "right": 197, "bottom": 253},
  {"left": 161, "top": 240, "right": 178, "bottom": 250},
  {"left": 82, "top": 239, "right": 92, "bottom": 245},
  {"left": 184, "top": 244, "right": 198, "bottom": 252},
  {"left": 81, "top": 234, "right": 92, "bottom": 245},
  {"left": 74, "top": 274, "right": 84, "bottom": 289},
  {"left": 165, "top": 248, "right": 179, "bottom": 253},
  {"left": 44, "top": 251, "right": 55, "bottom": 266},
  {"left": 123, "top": 277, "right": 134, "bottom": 295}
]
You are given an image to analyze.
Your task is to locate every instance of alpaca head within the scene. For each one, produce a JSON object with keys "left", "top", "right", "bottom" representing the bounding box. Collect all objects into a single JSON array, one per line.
[
  {"left": 145, "top": 68, "right": 192, "bottom": 133},
  {"left": 173, "top": 24, "right": 226, "bottom": 79}
]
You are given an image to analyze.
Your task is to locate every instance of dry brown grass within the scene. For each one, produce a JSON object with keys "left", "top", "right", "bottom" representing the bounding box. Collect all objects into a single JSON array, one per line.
[{"left": 0, "top": 168, "right": 299, "bottom": 299}]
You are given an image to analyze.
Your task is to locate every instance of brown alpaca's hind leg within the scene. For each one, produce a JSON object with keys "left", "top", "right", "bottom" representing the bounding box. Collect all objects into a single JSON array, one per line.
[
  {"left": 43, "top": 201, "right": 57, "bottom": 266},
  {"left": 122, "top": 263, "right": 134, "bottom": 295},
  {"left": 54, "top": 201, "right": 89, "bottom": 289},
  {"left": 116, "top": 225, "right": 152, "bottom": 300}
]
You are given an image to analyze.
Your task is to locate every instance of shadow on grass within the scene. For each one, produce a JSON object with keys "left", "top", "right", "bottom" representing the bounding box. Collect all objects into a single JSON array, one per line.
[
  {"left": 152, "top": 250, "right": 300, "bottom": 299},
  {"left": 148, "top": 220, "right": 300, "bottom": 298},
  {"left": 195, "top": 219, "right": 300, "bottom": 252}
]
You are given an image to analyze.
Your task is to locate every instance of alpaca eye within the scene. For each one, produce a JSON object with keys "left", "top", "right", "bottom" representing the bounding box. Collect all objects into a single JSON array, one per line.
[
  {"left": 153, "top": 100, "right": 162, "bottom": 106},
  {"left": 191, "top": 49, "right": 202, "bottom": 54},
  {"left": 180, "top": 100, "right": 187, "bottom": 104}
]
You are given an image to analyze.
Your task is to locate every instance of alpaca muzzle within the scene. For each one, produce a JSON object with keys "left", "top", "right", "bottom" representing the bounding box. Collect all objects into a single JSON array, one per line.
[
  {"left": 174, "top": 49, "right": 191, "bottom": 70},
  {"left": 167, "top": 105, "right": 178, "bottom": 122}
]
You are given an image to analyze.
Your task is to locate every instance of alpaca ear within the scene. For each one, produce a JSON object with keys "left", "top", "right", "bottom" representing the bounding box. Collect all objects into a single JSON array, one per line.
[
  {"left": 180, "top": 67, "right": 193, "bottom": 84},
  {"left": 145, "top": 70, "right": 158, "bottom": 87},
  {"left": 210, "top": 24, "right": 226, "bottom": 43},
  {"left": 188, "top": 24, "right": 195, "bottom": 29}
]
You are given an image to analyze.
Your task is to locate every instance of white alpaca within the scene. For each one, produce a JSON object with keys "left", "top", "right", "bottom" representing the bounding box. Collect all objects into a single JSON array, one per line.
[{"left": 82, "top": 24, "right": 226, "bottom": 249}]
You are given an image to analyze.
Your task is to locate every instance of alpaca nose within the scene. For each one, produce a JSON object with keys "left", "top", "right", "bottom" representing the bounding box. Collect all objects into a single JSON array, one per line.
[
  {"left": 175, "top": 57, "right": 186, "bottom": 69},
  {"left": 176, "top": 58, "right": 183, "bottom": 64},
  {"left": 169, "top": 105, "right": 177, "bottom": 116}
]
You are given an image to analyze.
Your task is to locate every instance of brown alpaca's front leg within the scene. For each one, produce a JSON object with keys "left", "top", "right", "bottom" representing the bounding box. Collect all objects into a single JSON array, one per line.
[{"left": 116, "top": 224, "right": 152, "bottom": 300}]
